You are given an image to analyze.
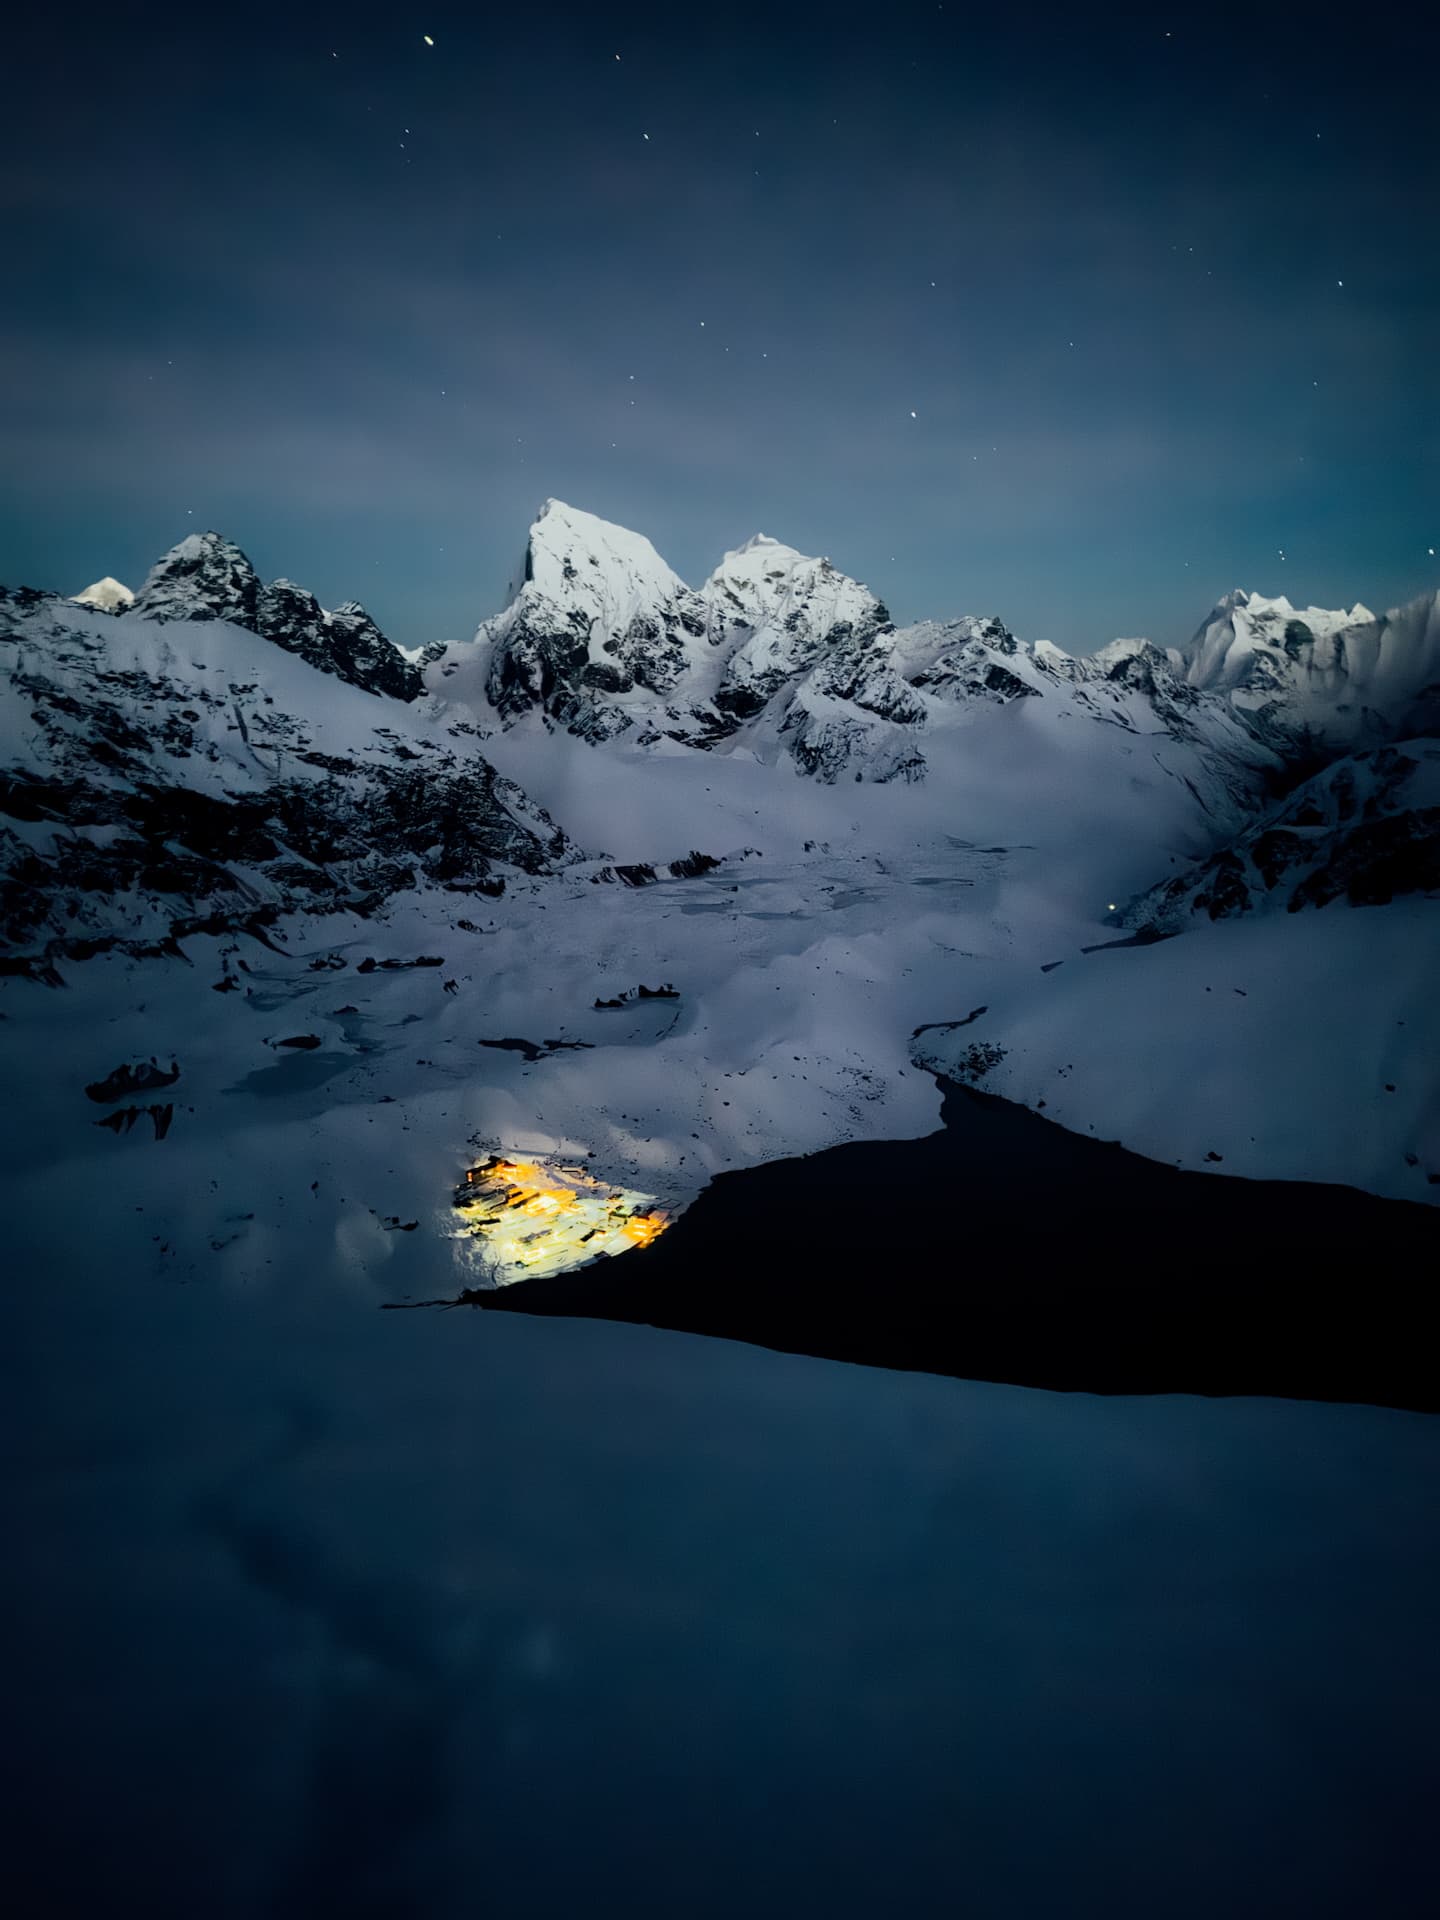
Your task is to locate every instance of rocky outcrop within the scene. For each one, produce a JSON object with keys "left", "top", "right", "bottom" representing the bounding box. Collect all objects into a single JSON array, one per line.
[
  {"left": 1122, "top": 740, "right": 1440, "bottom": 930},
  {"left": 256, "top": 580, "right": 422, "bottom": 701},
  {"left": 0, "top": 586, "right": 570, "bottom": 971},
  {"left": 129, "top": 532, "right": 422, "bottom": 701},
  {"left": 131, "top": 532, "right": 261, "bottom": 628},
  {"left": 433, "top": 504, "right": 1299, "bottom": 793}
]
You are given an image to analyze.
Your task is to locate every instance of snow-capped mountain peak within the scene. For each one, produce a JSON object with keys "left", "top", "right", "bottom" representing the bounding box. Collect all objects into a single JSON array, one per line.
[
  {"left": 434, "top": 501, "right": 896, "bottom": 750},
  {"left": 131, "top": 530, "right": 261, "bottom": 627},
  {"left": 518, "top": 497, "right": 690, "bottom": 615},
  {"left": 71, "top": 576, "right": 134, "bottom": 613},
  {"left": 1183, "top": 585, "right": 1440, "bottom": 747},
  {"left": 120, "top": 530, "right": 422, "bottom": 701}
]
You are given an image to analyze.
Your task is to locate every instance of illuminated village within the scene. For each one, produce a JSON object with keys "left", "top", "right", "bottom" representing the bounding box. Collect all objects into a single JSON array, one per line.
[{"left": 454, "top": 1154, "right": 669, "bottom": 1282}]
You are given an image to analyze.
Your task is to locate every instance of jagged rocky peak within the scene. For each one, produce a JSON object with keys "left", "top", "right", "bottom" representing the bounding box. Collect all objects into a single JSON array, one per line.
[
  {"left": 703, "top": 533, "right": 892, "bottom": 721},
  {"left": 131, "top": 531, "right": 261, "bottom": 627},
  {"left": 474, "top": 499, "right": 713, "bottom": 734},
  {"left": 1087, "top": 634, "right": 1185, "bottom": 695},
  {"left": 256, "top": 581, "right": 421, "bottom": 703},
  {"left": 125, "top": 531, "right": 421, "bottom": 702},
  {"left": 71, "top": 576, "right": 134, "bottom": 613}
]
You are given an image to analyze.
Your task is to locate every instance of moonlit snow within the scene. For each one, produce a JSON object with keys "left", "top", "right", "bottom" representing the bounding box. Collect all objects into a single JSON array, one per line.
[{"left": 4, "top": 498, "right": 1438, "bottom": 1917}]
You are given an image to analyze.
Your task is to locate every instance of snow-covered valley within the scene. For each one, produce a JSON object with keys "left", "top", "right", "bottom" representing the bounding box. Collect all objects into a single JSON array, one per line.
[
  {"left": 5, "top": 502, "right": 1439, "bottom": 1915},
  {"left": 4, "top": 501, "right": 1436, "bottom": 1307}
]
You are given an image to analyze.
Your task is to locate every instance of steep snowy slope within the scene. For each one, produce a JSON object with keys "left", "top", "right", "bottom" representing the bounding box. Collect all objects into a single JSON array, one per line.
[
  {"left": 1181, "top": 587, "right": 1440, "bottom": 750},
  {"left": 0, "top": 579, "right": 568, "bottom": 968},
  {"left": 450, "top": 500, "right": 715, "bottom": 743},
  {"left": 913, "top": 898, "right": 1440, "bottom": 1207},
  {"left": 1123, "top": 739, "right": 1440, "bottom": 931}
]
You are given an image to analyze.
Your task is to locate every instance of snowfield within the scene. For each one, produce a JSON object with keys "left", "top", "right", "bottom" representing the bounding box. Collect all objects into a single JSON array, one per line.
[
  {"left": 3, "top": 506, "right": 1439, "bottom": 1913},
  {"left": 3, "top": 506, "right": 1437, "bottom": 1308}
]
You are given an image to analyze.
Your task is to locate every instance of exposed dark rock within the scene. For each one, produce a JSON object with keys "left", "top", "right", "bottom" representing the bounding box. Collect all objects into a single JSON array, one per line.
[
  {"left": 124, "top": 532, "right": 422, "bottom": 701},
  {"left": 85, "top": 1060, "right": 180, "bottom": 1103},
  {"left": 1126, "top": 741, "right": 1440, "bottom": 932},
  {"left": 130, "top": 532, "right": 260, "bottom": 628},
  {"left": 356, "top": 955, "right": 446, "bottom": 973},
  {"left": 477, "top": 1036, "right": 596, "bottom": 1063},
  {"left": 667, "top": 851, "right": 722, "bottom": 878},
  {"left": 911, "top": 1007, "right": 988, "bottom": 1038},
  {"left": 257, "top": 580, "right": 423, "bottom": 701},
  {"left": 0, "top": 595, "right": 569, "bottom": 961},
  {"left": 593, "top": 982, "right": 680, "bottom": 1009}
]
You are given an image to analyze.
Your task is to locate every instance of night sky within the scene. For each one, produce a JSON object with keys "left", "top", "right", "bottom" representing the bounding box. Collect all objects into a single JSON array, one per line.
[{"left": 4, "top": 2, "right": 1436, "bottom": 652}]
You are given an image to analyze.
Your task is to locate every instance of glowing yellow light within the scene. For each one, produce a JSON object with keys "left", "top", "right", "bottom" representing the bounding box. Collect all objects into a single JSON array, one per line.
[
  {"left": 621, "top": 1211, "right": 668, "bottom": 1248},
  {"left": 456, "top": 1153, "right": 670, "bottom": 1280}
]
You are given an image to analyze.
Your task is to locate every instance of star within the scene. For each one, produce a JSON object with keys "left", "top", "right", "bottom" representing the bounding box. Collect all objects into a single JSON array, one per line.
[
  {"left": 423, "top": 34, "right": 434, "bottom": 46},
  {"left": 910, "top": 410, "right": 917, "bottom": 418}
]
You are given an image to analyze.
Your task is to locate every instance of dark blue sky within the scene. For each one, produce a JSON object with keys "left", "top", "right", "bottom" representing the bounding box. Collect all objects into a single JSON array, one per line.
[{"left": 4, "top": 2, "right": 1436, "bottom": 650}]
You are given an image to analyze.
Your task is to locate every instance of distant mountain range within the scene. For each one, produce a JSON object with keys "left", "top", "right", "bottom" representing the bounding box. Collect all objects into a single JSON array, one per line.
[
  {"left": 0, "top": 499, "right": 1430, "bottom": 964},
  {"left": 2, "top": 499, "right": 1435, "bottom": 1215}
]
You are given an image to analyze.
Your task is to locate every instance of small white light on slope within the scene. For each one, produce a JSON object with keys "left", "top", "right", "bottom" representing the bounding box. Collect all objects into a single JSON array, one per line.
[{"left": 1108, "top": 902, "right": 1117, "bottom": 912}]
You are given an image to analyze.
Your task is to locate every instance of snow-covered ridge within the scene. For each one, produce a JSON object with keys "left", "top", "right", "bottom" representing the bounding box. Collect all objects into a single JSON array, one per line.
[
  {"left": 433, "top": 500, "right": 1285, "bottom": 797},
  {"left": 433, "top": 498, "right": 894, "bottom": 758},
  {"left": 435, "top": 501, "right": 1440, "bottom": 794},
  {"left": 132, "top": 530, "right": 422, "bottom": 702},
  {"left": 0, "top": 579, "right": 569, "bottom": 969},
  {"left": 1182, "top": 586, "right": 1440, "bottom": 749}
]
